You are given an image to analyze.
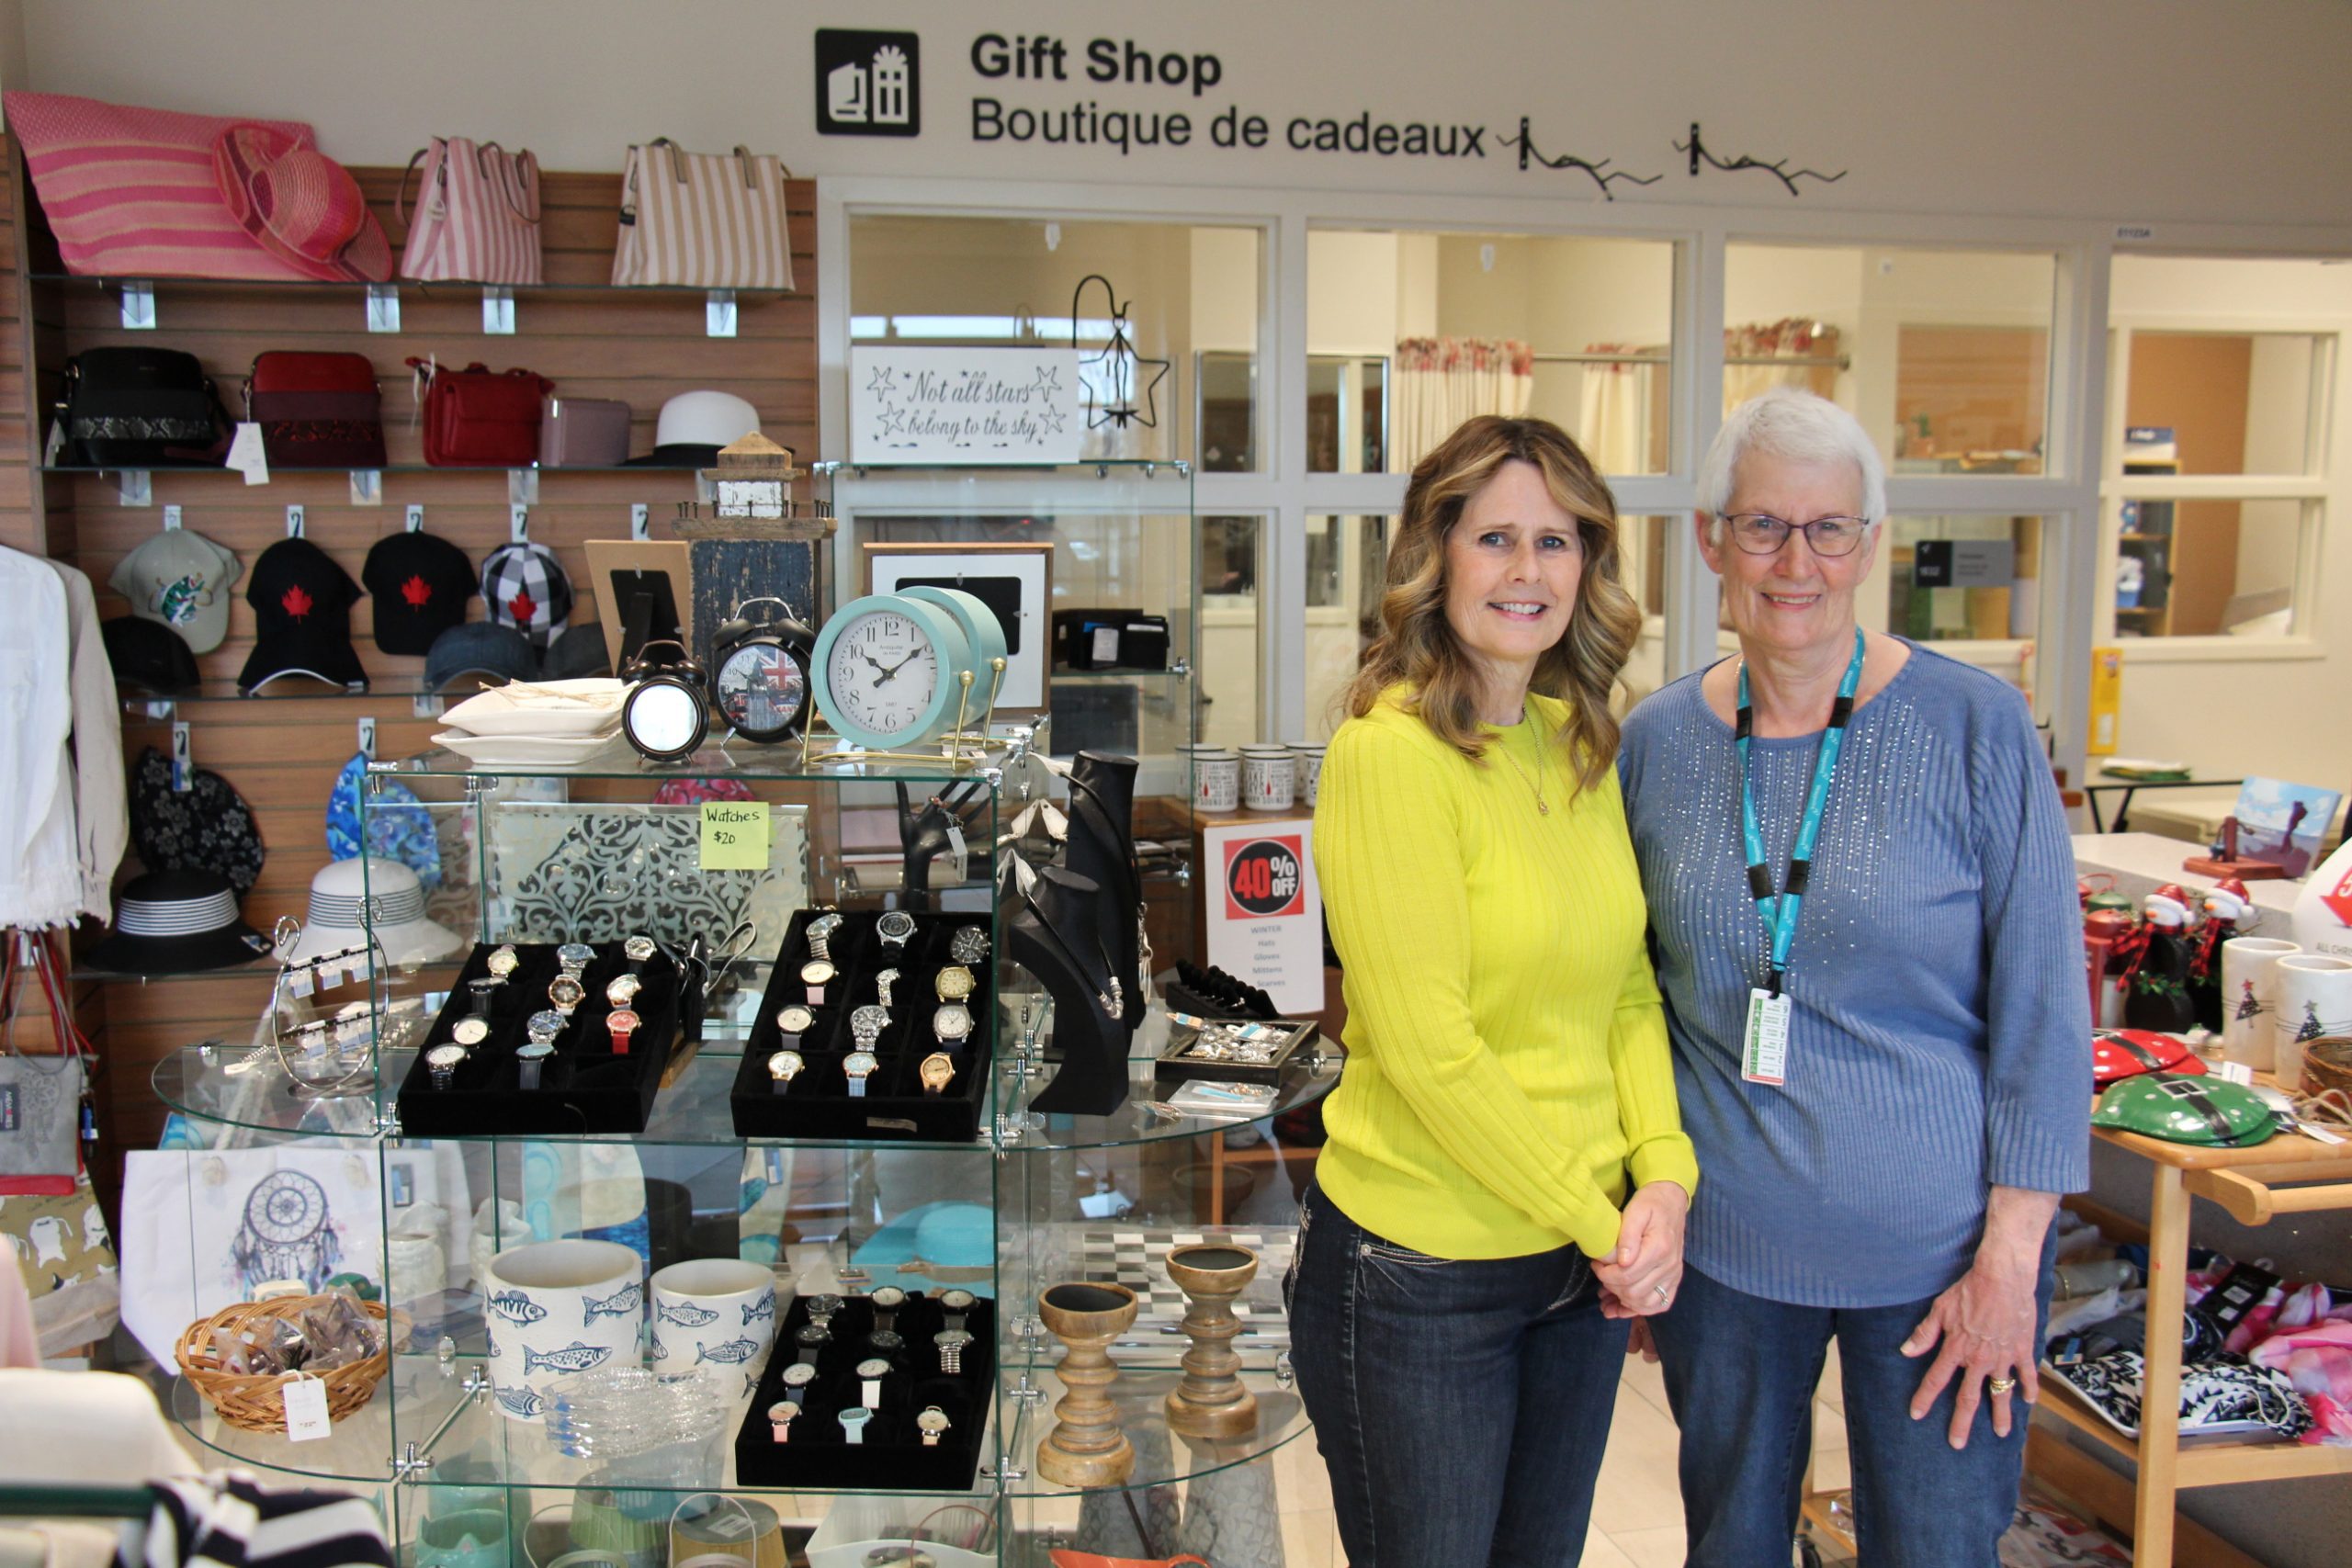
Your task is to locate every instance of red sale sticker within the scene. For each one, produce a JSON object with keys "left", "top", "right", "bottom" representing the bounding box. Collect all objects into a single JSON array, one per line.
[
  {"left": 1223, "top": 835, "right": 1305, "bottom": 919},
  {"left": 2323, "top": 861, "right": 2352, "bottom": 928}
]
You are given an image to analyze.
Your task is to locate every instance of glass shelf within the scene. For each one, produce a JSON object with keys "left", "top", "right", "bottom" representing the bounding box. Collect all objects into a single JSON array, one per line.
[
  {"left": 1003, "top": 1370, "right": 1306, "bottom": 1498},
  {"left": 171, "top": 1374, "right": 399, "bottom": 1485},
  {"left": 30, "top": 272, "right": 794, "bottom": 301},
  {"left": 44, "top": 463, "right": 710, "bottom": 478},
  {"left": 376, "top": 746, "right": 1004, "bottom": 785}
]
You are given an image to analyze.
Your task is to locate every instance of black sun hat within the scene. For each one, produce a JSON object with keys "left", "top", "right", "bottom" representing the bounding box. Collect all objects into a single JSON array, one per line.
[
  {"left": 85, "top": 868, "right": 270, "bottom": 976},
  {"left": 239, "top": 536, "right": 368, "bottom": 694}
]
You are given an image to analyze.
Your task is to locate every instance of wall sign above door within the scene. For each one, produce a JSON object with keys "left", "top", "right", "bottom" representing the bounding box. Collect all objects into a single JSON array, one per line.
[{"left": 849, "top": 347, "right": 1082, "bottom": 464}]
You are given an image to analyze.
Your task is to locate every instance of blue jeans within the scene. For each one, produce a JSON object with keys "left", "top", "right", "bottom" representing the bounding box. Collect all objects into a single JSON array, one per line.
[
  {"left": 1649, "top": 1262, "right": 2049, "bottom": 1568},
  {"left": 1284, "top": 1183, "right": 1624, "bottom": 1567}
]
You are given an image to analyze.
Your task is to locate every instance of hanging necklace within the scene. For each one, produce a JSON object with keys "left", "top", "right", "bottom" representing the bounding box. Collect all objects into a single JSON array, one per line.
[{"left": 1494, "top": 703, "right": 1549, "bottom": 815}]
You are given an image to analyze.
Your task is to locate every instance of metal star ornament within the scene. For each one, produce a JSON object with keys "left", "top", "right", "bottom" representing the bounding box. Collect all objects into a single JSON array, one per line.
[{"left": 1070, "top": 273, "right": 1170, "bottom": 432}]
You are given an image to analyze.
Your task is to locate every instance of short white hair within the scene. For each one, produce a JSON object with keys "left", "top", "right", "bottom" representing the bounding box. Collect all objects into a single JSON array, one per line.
[{"left": 1698, "top": 388, "right": 1887, "bottom": 529}]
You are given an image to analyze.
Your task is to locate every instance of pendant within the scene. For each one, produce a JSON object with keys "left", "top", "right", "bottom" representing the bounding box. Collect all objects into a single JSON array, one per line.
[{"left": 1537, "top": 800, "right": 1549, "bottom": 816}]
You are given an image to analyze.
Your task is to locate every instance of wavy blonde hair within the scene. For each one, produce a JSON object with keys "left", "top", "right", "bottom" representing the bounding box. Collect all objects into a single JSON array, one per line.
[{"left": 1344, "top": 415, "right": 1640, "bottom": 792}]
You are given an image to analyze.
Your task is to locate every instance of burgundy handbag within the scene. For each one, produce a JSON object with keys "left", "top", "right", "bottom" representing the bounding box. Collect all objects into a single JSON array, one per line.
[
  {"left": 247, "top": 350, "right": 385, "bottom": 468},
  {"left": 407, "top": 358, "right": 551, "bottom": 467},
  {"left": 538, "top": 395, "right": 631, "bottom": 467}
]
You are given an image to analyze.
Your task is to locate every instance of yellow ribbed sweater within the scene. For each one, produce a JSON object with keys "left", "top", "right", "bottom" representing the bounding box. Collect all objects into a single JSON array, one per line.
[{"left": 1312, "top": 689, "right": 1699, "bottom": 1260}]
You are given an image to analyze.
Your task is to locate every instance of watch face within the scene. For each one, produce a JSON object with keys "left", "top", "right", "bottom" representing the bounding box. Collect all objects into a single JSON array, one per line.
[
  {"left": 935, "top": 1329, "right": 974, "bottom": 1348},
  {"left": 517, "top": 1042, "right": 554, "bottom": 1062},
  {"left": 526, "top": 1009, "right": 567, "bottom": 1040},
  {"left": 877, "top": 910, "right": 917, "bottom": 944},
  {"left": 855, "top": 1357, "right": 891, "bottom": 1379},
  {"left": 625, "top": 678, "right": 707, "bottom": 760},
  {"left": 919, "top": 1052, "right": 955, "bottom": 1092},
  {"left": 557, "top": 942, "right": 596, "bottom": 969},
  {"left": 716, "top": 641, "right": 809, "bottom": 739},
  {"left": 822, "top": 606, "right": 942, "bottom": 742},
  {"left": 548, "top": 976, "right": 586, "bottom": 1010},
  {"left": 933, "top": 1004, "right": 973, "bottom": 1042},
  {"left": 606, "top": 975, "right": 641, "bottom": 1007},
  {"left": 426, "top": 1044, "right": 468, "bottom": 1068},
  {"left": 776, "top": 1005, "right": 815, "bottom": 1035},
  {"left": 783, "top": 1361, "right": 818, "bottom": 1387},
  {"left": 452, "top": 1019, "right": 491, "bottom": 1046},
  {"left": 917, "top": 1407, "right": 950, "bottom": 1433},
  {"left": 948, "top": 926, "right": 989, "bottom": 964},
  {"left": 934, "top": 964, "right": 975, "bottom": 1001},
  {"left": 799, "top": 959, "right": 836, "bottom": 987},
  {"left": 805, "top": 912, "right": 842, "bottom": 948},
  {"left": 865, "top": 1329, "right": 904, "bottom": 1353},
  {"left": 843, "top": 1050, "right": 879, "bottom": 1079},
  {"left": 606, "top": 1007, "right": 640, "bottom": 1034},
  {"left": 767, "top": 1401, "right": 796, "bottom": 1422},
  {"left": 871, "top": 1287, "right": 906, "bottom": 1309},
  {"left": 796, "top": 1324, "right": 831, "bottom": 1347},
  {"left": 767, "top": 1049, "right": 803, "bottom": 1082},
  {"left": 486, "top": 946, "right": 519, "bottom": 977},
  {"left": 941, "top": 1291, "right": 975, "bottom": 1313},
  {"left": 624, "top": 935, "right": 658, "bottom": 963}
]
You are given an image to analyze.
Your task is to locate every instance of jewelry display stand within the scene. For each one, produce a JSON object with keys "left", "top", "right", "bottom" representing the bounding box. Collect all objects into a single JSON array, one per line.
[
  {"left": 1161, "top": 1245, "right": 1261, "bottom": 1438},
  {"left": 1017, "top": 867, "right": 1130, "bottom": 1114},
  {"left": 1035, "top": 1282, "right": 1142, "bottom": 1488},
  {"left": 1064, "top": 750, "right": 1145, "bottom": 1041}
]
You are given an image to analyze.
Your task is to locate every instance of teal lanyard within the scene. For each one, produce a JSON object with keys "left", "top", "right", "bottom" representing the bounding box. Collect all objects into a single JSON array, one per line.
[{"left": 1736, "top": 630, "right": 1866, "bottom": 997}]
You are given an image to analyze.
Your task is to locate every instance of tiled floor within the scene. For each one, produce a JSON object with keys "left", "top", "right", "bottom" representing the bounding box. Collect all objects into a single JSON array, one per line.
[{"left": 1267, "top": 1345, "right": 1853, "bottom": 1567}]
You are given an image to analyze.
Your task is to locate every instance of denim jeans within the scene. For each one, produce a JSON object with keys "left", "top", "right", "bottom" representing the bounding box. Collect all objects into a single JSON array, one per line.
[
  {"left": 1284, "top": 1183, "right": 1624, "bottom": 1567},
  {"left": 1648, "top": 1261, "right": 2051, "bottom": 1568}
]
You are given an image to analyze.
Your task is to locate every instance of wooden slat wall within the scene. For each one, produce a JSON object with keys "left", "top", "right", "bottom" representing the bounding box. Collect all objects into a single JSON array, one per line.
[{"left": 13, "top": 163, "right": 820, "bottom": 1165}]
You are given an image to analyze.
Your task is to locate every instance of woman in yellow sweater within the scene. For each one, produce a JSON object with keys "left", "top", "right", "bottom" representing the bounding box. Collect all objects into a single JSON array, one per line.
[{"left": 1292, "top": 415, "right": 1698, "bottom": 1566}]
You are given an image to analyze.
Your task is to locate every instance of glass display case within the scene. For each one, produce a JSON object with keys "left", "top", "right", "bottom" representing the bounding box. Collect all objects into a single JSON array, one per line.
[{"left": 141, "top": 738, "right": 1333, "bottom": 1566}]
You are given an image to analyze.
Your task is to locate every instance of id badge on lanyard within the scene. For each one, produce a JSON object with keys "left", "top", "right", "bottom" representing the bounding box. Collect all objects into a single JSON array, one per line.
[{"left": 1735, "top": 631, "right": 1865, "bottom": 1088}]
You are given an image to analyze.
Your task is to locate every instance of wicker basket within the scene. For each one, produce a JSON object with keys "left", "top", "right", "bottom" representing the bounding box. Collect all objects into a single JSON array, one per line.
[
  {"left": 175, "top": 1296, "right": 405, "bottom": 1433},
  {"left": 2302, "top": 1036, "right": 2352, "bottom": 1100}
]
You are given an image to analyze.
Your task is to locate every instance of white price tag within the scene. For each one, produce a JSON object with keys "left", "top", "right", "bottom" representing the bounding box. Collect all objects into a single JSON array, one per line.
[
  {"left": 405, "top": 504, "right": 425, "bottom": 534},
  {"left": 2302, "top": 1121, "right": 2346, "bottom": 1146},
  {"left": 1091, "top": 626, "right": 1121, "bottom": 665},
  {"left": 163, "top": 504, "right": 183, "bottom": 531},
  {"left": 1741, "top": 987, "right": 1790, "bottom": 1086},
  {"left": 282, "top": 1374, "right": 331, "bottom": 1442},
  {"left": 226, "top": 423, "right": 270, "bottom": 485},
  {"left": 42, "top": 419, "right": 64, "bottom": 466},
  {"left": 510, "top": 505, "right": 530, "bottom": 542},
  {"left": 288, "top": 967, "right": 316, "bottom": 999},
  {"left": 2213, "top": 1060, "right": 2255, "bottom": 1086},
  {"left": 631, "top": 503, "right": 650, "bottom": 541}
]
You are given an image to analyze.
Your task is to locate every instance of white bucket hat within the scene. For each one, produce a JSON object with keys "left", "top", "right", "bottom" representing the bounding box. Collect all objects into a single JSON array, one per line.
[{"left": 277, "top": 855, "right": 465, "bottom": 968}]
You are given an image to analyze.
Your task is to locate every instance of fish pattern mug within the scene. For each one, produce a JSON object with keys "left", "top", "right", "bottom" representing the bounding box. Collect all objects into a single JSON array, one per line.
[
  {"left": 649, "top": 1258, "right": 780, "bottom": 1397},
  {"left": 481, "top": 1238, "right": 645, "bottom": 1422}
]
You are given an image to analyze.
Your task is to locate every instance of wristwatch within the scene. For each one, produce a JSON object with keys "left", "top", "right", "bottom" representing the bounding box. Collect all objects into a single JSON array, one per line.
[
  {"left": 766, "top": 1050, "right": 803, "bottom": 1094},
  {"left": 869, "top": 1286, "right": 905, "bottom": 1334},
  {"left": 850, "top": 1006, "right": 891, "bottom": 1055},
  {"left": 799, "top": 959, "right": 835, "bottom": 1006},
  {"left": 556, "top": 942, "right": 595, "bottom": 976},
  {"left": 624, "top": 934, "right": 658, "bottom": 974},
  {"left": 485, "top": 944, "right": 520, "bottom": 981},
  {"left": 843, "top": 1050, "right": 879, "bottom": 1098},
  {"left": 876, "top": 967, "right": 899, "bottom": 1010},
  {"left": 838, "top": 1406, "right": 873, "bottom": 1444},
  {"left": 916, "top": 1405, "right": 952, "bottom": 1446},
  {"left": 466, "top": 977, "right": 500, "bottom": 1019},
  {"left": 781, "top": 1360, "right": 818, "bottom": 1405},
  {"left": 775, "top": 1004, "right": 814, "bottom": 1048},
  {"left": 606, "top": 1008, "right": 640, "bottom": 1055},
  {"left": 793, "top": 1323, "right": 831, "bottom": 1365},
  {"left": 807, "top": 1293, "right": 842, "bottom": 1332},
  {"left": 526, "top": 1010, "right": 566, "bottom": 1046},
  {"left": 605, "top": 973, "right": 641, "bottom": 1009},
  {"left": 426, "top": 1043, "right": 468, "bottom": 1090},
  {"left": 804, "top": 911, "right": 843, "bottom": 962},
  {"left": 933, "top": 964, "right": 976, "bottom": 1003},
  {"left": 948, "top": 925, "right": 989, "bottom": 964},
  {"left": 452, "top": 1017, "right": 491, "bottom": 1049},
  {"left": 938, "top": 1289, "right": 975, "bottom": 1334},
  {"left": 933, "top": 1004, "right": 973, "bottom": 1053},
  {"left": 934, "top": 1328, "right": 974, "bottom": 1374},
  {"left": 548, "top": 974, "right": 586, "bottom": 1017},
  {"left": 876, "top": 910, "right": 917, "bottom": 950},
  {"left": 516, "top": 1040, "right": 554, "bottom": 1090},
  {"left": 766, "top": 1401, "right": 797, "bottom": 1442},
  {"left": 865, "top": 1328, "right": 905, "bottom": 1356},
  {"left": 918, "top": 1052, "right": 955, "bottom": 1096},
  {"left": 855, "top": 1355, "right": 891, "bottom": 1409}
]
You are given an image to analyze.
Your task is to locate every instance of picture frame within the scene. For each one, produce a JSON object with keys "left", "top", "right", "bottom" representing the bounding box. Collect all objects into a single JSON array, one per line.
[
  {"left": 583, "top": 540, "right": 693, "bottom": 671},
  {"left": 862, "top": 541, "right": 1055, "bottom": 712}
]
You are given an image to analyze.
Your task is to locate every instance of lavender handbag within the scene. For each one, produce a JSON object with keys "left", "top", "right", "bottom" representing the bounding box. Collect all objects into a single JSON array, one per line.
[{"left": 538, "top": 396, "right": 632, "bottom": 467}]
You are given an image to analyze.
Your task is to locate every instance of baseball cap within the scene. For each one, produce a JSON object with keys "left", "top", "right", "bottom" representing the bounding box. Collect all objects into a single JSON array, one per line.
[
  {"left": 481, "top": 538, "right": 572, "bottom": 649},
  {"left": 624, "top": 389, "right": 760, "bottom": 468},
  {"left": 239, "top": 536, "right": 368, "bottom": 694},
  {"left": 102, "top": 615, "right": 200, "bottom": 694},
  {"left": 109, "top": 527, "right": 242, "bottom": 653},
  {"left": 424, "top": 621, "right": 538, "bottom": 693},
  {"left": 540, "top": 621, "right": 610, "bottom": 681},
  {"left": 362, "top": 530, "right": 475, "bottom": 656}
]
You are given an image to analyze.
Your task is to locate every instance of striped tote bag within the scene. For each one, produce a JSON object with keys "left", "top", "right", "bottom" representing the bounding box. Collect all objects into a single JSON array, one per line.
[
  {"left": 611, "top": 139, "right": 795, "bottom": 290},
  {"left": 396, "top": 137, "right": 543, "bottom": 285}
]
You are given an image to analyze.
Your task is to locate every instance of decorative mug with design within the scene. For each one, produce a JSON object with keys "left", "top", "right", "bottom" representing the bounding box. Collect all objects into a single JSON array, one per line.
[
  {"left": 2274, "top": 953, "right": 2352, "bottom": 1092},
  {"left": 1181, "top": 745, "right": 1238, "bottom": 813},
  {"left": 1238, "top": 746, "right": 1295, "bottom": 813},
  {"left": 649, "top": 1258, "right": 779, "bottom": 1390},
  {"left": 1290, "top": 743, "right": 1327, "bottom": 809},
  {"left": 481, "top": 1239, "right": 644, "bottom": 1422},
  {"left": 2221, "top": 937, "right": 2300, "bottom": 1070}
]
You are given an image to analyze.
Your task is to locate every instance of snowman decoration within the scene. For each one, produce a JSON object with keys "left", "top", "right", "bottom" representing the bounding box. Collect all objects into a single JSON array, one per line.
[
  {"left": 2189, "top": 877, "right": 2255, "bottom": 1033},
  {"left": 2121, "top": 884, "right": 2200, "bottom": 1034}
]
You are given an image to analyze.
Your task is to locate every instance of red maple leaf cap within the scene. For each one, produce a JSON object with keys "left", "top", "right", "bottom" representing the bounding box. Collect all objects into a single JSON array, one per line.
[
  {"left": 280, "top": 582, "right": 314, "bottom": 620},
  {"left": 507, "top": 588, "right": 537, "bottom": 625},
  {"left": 401, "top": 573, "right": 433, "bottom": 609}
]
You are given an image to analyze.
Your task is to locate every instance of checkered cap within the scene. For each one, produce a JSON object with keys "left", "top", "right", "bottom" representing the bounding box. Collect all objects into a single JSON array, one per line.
[{"left": 480, "top": 540, "right": 571, "bottom": 649}]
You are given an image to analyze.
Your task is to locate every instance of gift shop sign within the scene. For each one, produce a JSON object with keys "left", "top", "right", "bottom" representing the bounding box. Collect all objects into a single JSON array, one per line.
[
  {"left": 850, "top": 347, "right": 1082, "bottom": 464},
  {"left": 1204, "top": 822, "right": 1324, "bottom": 1015}
]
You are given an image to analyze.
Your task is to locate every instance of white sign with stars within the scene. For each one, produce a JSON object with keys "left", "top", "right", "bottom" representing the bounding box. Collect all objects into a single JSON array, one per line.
[{"left": 850, "top": 346, "right": 1082, "bottom": 464}]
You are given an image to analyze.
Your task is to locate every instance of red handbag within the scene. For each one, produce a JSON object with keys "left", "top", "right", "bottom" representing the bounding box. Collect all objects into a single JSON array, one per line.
[
  {"left": 2092, "top": 1028, "right": 2209, "bottom": 1088},
  {"left": 248, "top": 350, "right": 385, "bottom": 468},
  {"left": 407, "top": 358, "right": 552, "bottom": 467}
]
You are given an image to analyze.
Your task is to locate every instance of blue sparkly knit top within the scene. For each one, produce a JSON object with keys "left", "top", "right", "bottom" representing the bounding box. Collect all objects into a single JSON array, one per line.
[{"left": 1619, "top": 642, "right": 2090, "bottom": 1307}]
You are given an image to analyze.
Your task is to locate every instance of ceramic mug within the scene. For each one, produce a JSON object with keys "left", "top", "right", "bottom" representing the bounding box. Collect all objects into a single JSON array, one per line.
[
  {"left": 2273, "top": 954, "right": 2352, "bottom": 1092},
  {"left": 1291, "top": 743, "right": 1327, "bottom": 808},
  {"left": 481, "top": 1238, "right": 644, "bottom": 1422},
  {"left": 649, "top": 1258, "right": 778, "bottom": 1388},
  {"left": 2221, "top": 937, "right": 2300, "bottom": 1070},
  {"left": 1182, "top": 745, "right": 1238, "bottom": 813},
  {"left": 1239, "top": 746, "right": 1295, "bottom": 812},
  {"left": 416, "top": 1509, "right": 508, "bottom": 1568}
]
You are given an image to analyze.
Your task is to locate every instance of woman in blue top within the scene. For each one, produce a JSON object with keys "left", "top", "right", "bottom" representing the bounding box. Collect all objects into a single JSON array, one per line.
[{"left": 1617, "top": 388, "right": 2090, "bottom": 1567}]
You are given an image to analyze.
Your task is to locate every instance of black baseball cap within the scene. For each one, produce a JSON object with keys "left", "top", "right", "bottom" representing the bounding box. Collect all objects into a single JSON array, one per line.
[
  {"left": 362, "top": 530, "right": 475, "bottom": 656},
  {"left": 424, "top": 621, "right": 538, "bottom": 693},
  {"left": 541, "top": 622, "right": 611, "bottom": 680},
  {"left": 102, "top": 615, "right": 200, "bottom": 695},
  {"left": 239, "top": 537, "right": 368, "bottom": 694}
]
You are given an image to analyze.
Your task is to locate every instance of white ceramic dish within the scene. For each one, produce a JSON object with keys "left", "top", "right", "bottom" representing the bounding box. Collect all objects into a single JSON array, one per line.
[
  {"left": 432, "top": 728, "right": 630, "bottom": 766},
  {"left": 442, "top": 679, "right": 629, "bottom": 739}
]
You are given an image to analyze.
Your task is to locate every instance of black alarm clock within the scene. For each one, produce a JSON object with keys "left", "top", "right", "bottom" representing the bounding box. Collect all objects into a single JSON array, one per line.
[
  {"left": 711, "top": 596, "right": 816, "bottom": 744},
  {"left": 620, "top": 637, "right": 709, "bottom": 763}
]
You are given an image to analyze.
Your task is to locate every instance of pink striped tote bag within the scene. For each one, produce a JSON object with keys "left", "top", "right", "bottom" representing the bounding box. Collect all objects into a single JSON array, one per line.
[
  {"left": 396, "top": 137, "right": 543, "bottom": 285},
  {"left": 611, "top": 139, "right": 795, "bottom": 290}
]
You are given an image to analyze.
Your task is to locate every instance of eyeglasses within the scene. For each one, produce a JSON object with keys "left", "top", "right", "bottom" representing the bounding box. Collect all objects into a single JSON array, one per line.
[{"left": 1722, "top": 513, "right": 1871, "bottom": 557}]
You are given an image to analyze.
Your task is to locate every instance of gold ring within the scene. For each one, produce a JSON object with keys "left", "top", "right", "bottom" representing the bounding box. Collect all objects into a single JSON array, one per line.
[{"left": 1988, "top": 1376, "right": 2017, "bottom": 1394}]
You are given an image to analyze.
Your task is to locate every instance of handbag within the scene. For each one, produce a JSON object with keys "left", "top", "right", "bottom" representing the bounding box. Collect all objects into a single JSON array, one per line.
[
  {"left": 57, "top": 346, "right": 232, "bottom": 467},
  {"left": 0, "top": 933, "right": 90, "bottom": 1196},
  {"left": 611, "top": 140, "right": 796, "bottom": 290},
  {"left": 397, "top": 137, "right": 544, "bottom": 285},
  {"left": 406, "top": 358, "right": 553, "bottom": 467},
  {"left": 247, "top": 351, "right": 386, "bottom": 469},
  {"left": 538, "top": 395, "right": 633, "bottom": 468},
  {"left": 0, "top": 1174, "right": 120, "bottom": 1357}
]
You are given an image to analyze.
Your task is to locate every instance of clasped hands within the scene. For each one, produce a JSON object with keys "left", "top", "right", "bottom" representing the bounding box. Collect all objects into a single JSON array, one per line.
[{"left": 1594, "top": 1179, "right": 1687, "bottom": 1320}]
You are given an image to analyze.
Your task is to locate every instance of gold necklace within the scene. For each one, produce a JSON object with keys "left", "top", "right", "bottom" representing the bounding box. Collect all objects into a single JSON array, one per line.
[{"left": 1495, "top": 704, "right": 1549, "bottom": 815}]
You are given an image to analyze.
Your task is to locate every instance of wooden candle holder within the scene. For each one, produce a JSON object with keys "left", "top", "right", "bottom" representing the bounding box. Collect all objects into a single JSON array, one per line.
[
  {"left": 1162, "top": 1244, "right": 1260, "bottom": 1439},
  {"left": 1036, "top": 1281, "right": 1140, "bottom": 1488}
]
